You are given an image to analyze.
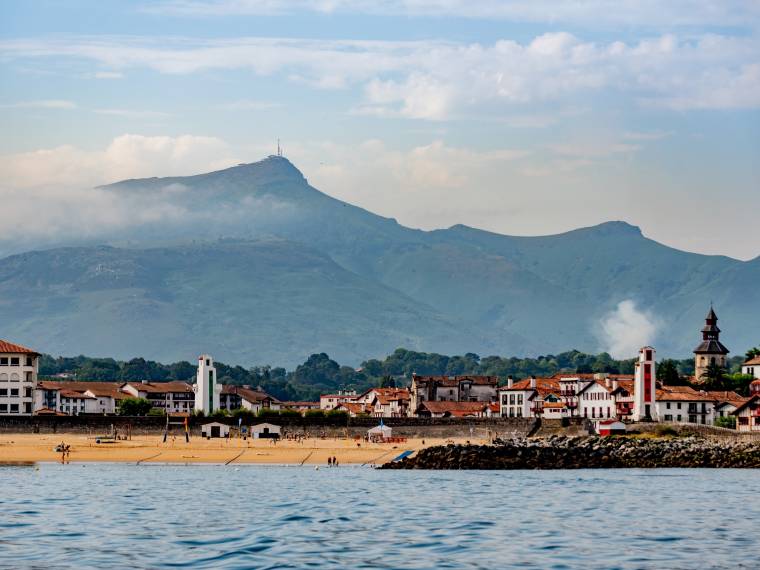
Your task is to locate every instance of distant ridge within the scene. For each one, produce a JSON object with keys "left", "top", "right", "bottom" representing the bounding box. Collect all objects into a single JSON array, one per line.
[{"left": 1, "top": 156, "right": 757, "bottom": 366}]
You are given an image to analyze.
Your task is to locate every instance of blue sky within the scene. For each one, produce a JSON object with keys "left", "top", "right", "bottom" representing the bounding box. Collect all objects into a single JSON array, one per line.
[{"left": 1, "top": 1, "right": 758, "bottom": 259}]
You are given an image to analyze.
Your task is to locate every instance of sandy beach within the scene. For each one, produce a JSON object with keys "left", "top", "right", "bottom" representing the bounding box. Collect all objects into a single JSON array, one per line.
[{"left": 0, "top": 433, "right": 486, "bottom": 465}]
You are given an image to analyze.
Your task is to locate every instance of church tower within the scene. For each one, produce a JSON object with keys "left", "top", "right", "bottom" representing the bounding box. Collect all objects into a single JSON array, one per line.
[
  {"left": 693, "top": 306, "right": 729, "bottom": 381},
  {"left": 194, "top": 354, "right": 221, "bottom": 414}
]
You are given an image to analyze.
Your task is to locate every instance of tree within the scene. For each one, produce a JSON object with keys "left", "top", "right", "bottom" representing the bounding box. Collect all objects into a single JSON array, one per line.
[
  {"left": 380, "top": 375, "right": 396, "bottom": 388},
  {"left": 745, "top": 346, "right": 760, "bottom": 362},
  {"left": 714, "top": 415, "right": 736, "bottom": 429},
  {"left": 119, "top": 397, "right": 153, "bottom": 416},
  {"left": 657, "top": 360, "right": 683, "bottom": 386},
  {"left": 700, "top": 362, "right": 729, "bottom": 390}
]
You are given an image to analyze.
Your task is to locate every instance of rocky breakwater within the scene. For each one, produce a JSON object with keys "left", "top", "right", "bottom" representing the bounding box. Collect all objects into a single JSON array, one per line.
[{"left": 381, "top": 436, "right": 760, "bottom": 469}]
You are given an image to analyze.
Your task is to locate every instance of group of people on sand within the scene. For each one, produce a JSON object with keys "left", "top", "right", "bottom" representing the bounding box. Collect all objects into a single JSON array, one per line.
[
  {"left": 327, "top": 456, "right": 339, "bottom": 467},
  {"left": 55, "top": 442, "right": 72, "bottom": 463}
]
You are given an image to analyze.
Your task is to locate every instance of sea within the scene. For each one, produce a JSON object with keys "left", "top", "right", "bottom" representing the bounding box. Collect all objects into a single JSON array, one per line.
[{"left": 0, "top": 464, "right": 757, "bottom": 569}]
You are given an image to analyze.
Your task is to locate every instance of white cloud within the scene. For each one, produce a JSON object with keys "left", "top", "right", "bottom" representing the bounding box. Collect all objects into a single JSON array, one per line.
[
  {"left": 220, "top": 99, "right": 282, "bottom": 110},
  {"left": 623, "top": 130, "right": 674, "bottom": 141},
  {"left": 2, "top": 32, "right": 758, "bottom": 117},
  {"left": 598, "top": 300, "right": 659, "bottom": 358},
  {"left": 93, "top": 108, "right": 171, "bottom": 119},
  {"left": 92, "top": 71, "right": 124, "bottom": 79},
  {"left": 0, "top": 133, "right": 238, "bottom": 189},
  {"left": 144, "top": 1, "right": 760, "bottom": 28},
  {"left": 0, "top": 99, "right": 76, "bottom": 109}
]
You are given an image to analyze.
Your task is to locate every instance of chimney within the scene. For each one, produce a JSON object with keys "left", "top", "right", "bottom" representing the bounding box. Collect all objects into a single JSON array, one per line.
[
  {"left": 507, "top": 375, "right": 514, "bottom": 389},
  {"left": 605, "top": 378, "right": 611, "bottom": 388},
  {"left": 612, "top": 379, "right": 619, "bottom": 391},
  {"left": 530, "top": 375, "right": 537, "bottom": 389}
]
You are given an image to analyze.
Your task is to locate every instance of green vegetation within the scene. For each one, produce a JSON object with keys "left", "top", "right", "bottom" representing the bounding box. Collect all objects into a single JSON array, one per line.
[
  {"left": 118, "top": 397, "right": 153, "bottom": 416},
  {"left": 38, "top": 347, "right": 751, "bottom": 402},
  {"left": 714, "top": 416, "right": 737, "bottom": 429}
]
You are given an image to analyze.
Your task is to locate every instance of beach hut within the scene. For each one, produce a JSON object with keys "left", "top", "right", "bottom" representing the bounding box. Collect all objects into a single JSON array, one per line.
[
  {"left": 367, "top": 421, "right": 393, "bottom": 442},
  {"left": 597, "top": 419, "right": 626, "bottom": 436},
  {"left": 250, "top": 423, "right": 281, "bottom": 439},
  {"left": 201, "top": 421, "right": 230, "bottom": 438}
]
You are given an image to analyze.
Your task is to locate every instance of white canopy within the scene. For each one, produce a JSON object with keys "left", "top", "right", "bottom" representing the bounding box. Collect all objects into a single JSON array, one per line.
[{"left": 368, "top": 424, "right": 392, "bottom": 436}]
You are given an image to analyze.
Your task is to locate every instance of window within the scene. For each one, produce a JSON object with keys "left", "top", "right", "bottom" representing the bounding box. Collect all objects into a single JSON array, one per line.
[
  {"left": 25, "top": 357, "right": 32, "bottom": 367},
  {"left": 677, "top": 403, "right": 682, "bottom": 410},
  {"left": 509, "top": 394, "right": 515, "bottom": 405},
  {"left": 10, "top": 404, "right": 19, "bottom": 412},
  {"left": 517, "top": 395, "right": 523, "bottom": 405},
  {"left": 739, "top": 417, "right": 749, "bottom": 425},
  {"left": 10, "top": 388, "right": 19, "bottom": 396},
  {"left": 0, "top": 357, "right": 7, "bottom": 365},
  {"left": 677, "top": 415, "right": 682, "bottom": 421},
  {"left": 754, "top": 417, "right": 760, "bottom": 426},
  {"left": 10, "top": 357, "right": 19, "bottom": 366},
  {"left": 689, "top": 415, "right": 697, "bottom": 423},
  {"left": 0, "top": 389, "right": 6, "bottom": 396},
  {"left": 664, "top": 414, "right": 673, "bottom": 421},
  {"left": 666, "top": 403, "right": 671, "bottom": 409},
  {"left": 0, "top": 404, "right": 6, "bottom": 412}
]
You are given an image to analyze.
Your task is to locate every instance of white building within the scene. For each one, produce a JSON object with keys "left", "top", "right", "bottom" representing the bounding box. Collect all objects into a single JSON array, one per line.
[
  {"left": 320, "top": 390, "right": 358, "bottom": 410},
  {"left": 250, "top": 423, "right": 281, "bottom": 439},
  {"left": 122, "top": 381, "right": 195, "bottom": 414},
  {"left": 733, "top": 396, "right": 760, "bottom": 432},
  {"left": 741, "top": 356, "right": 760, "bottom": 379},
  {"left": 0, "top": 340, "right": 39, "bottom": 416},
  {"left": 194, "top": 354, "right": 221, "bottom": 414},
  {"left": 201, "top": 422, "right": 230, "bottom": 438},
  {"left": 239, "top": 388, "right": 281, "bottom": 414}
]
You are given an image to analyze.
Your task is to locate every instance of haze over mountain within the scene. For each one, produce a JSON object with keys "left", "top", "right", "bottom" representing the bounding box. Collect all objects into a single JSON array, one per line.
[{"left": 1, "top": 156, "right": 757, "bottom": 366}]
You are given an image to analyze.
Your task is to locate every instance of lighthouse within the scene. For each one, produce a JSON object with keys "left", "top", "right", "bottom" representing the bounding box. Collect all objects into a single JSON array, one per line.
[
  {"left": 194, "top": 354, "right": 221, "bottom": 414},
  {"left": 633, "top": 346, "right": 657, "bottom": 421}
]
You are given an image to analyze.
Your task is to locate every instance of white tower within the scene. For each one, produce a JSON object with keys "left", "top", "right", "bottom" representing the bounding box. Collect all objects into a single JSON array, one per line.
[
  {"left": 194, "top": 354, "right": 221, "bottom": 414},
  {"left": 633, "top": 346, "right": 657, "bottom": 421}
]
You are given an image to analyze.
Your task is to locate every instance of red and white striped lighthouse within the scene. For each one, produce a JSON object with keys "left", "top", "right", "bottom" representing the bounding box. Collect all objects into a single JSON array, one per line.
[{"left": 633, "top": 346, "right": 657, "bottom": 421}]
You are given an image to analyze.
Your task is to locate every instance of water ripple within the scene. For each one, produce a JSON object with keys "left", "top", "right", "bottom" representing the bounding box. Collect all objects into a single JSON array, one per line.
[{"left": 0, "top": 465, "right": 758, "bottom": 569}]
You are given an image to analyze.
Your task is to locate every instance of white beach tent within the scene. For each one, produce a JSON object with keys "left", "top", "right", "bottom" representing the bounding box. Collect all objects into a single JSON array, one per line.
[{"left": 367, "top": 421, "right": 392, "bottom": 441}]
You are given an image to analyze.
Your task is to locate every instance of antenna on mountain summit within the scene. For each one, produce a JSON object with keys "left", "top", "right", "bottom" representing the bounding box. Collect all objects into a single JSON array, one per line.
[{"left": 277, "top": 138, "right": 282, "bottom": 157}]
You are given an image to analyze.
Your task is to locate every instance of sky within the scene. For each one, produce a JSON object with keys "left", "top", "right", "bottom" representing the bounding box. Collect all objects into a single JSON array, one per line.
[{"left": 1, "top": 1, "right": 759, "bottom": 260}]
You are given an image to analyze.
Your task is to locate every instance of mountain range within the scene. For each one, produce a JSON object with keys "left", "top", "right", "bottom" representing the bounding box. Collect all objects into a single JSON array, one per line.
[{"left": 1, "top": 155, "right": 757, "bottom": 366}]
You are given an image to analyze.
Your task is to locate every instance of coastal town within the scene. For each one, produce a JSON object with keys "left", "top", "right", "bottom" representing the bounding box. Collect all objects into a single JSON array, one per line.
[{"left": 1, "top": 306, "right": 758, "bottom": 435}]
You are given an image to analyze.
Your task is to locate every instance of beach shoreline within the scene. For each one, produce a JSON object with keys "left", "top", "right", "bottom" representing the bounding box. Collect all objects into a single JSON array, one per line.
[{"left": 0, "top": 433, "right": 480, "bottom": 465}]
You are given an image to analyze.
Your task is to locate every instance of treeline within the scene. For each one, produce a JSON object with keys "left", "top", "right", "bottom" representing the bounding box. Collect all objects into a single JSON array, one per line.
[{"left": 39, "top": 348, "right": 753, "bottom": 402}]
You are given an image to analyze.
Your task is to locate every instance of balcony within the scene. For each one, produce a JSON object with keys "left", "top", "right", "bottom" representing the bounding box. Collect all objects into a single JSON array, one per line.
[
  {"left": 560, "top": 390, "right": 576, "bottom": 397},
  {"left": 566, "top": 402, "right": 578, "bottom": 409},
  {"left": 530, "top": 406, "right": 543, "bottom": 414}
]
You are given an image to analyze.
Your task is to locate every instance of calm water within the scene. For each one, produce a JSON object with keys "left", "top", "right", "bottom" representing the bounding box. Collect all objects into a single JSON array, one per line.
[{"left": 0, "top": 464, "right": 758, "bottom": 569}]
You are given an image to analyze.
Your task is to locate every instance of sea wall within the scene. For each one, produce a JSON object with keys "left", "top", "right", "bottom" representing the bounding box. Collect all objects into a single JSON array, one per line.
[
  {"left": 0, "top": 414, "right": 537, "bottom": 439},
  {"left": 382, "top": 436, "right": 760, "bottom": 469}
]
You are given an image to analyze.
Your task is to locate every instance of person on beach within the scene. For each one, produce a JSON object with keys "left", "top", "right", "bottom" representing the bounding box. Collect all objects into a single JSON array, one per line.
[{"left": 327, "top": 456, "right": 332, "bottom": 467}]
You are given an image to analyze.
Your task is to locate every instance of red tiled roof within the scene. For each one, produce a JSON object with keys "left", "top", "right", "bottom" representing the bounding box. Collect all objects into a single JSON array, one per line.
[
  {"left": 59, "top": 389, "right": 95, "bottom": 399},
  {"left": 336, "top": 402, "right": 372, "bottom": 414},
  {"left": 0, "top": 339, "right": 39, "bottom": 355},
  {"left": 732, "top": 395, "right": 760, "bottom": 415},
  {"left": 35, "top": 408, "right": 67, "bottom": 416},
  {"left": 656, "top": 386, "right": 715, "bottom": 402},
  {"left": 237, "top": 387, "right": 279, "bottom": 404},
  {"left": 125, "top": 381, "right": 194, "bottom": 394},
  {"left": 744, "top": 356, "right": 760, "bottom": 366}
]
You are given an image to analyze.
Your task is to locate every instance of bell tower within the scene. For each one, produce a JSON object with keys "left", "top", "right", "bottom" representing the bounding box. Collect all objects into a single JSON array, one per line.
[{"left": 693, "top": 306, "right": 729, "bottom": 381}]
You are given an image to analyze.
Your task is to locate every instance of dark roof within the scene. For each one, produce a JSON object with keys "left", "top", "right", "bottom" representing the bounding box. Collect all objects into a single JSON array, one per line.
[
  {"left": 693, "top": 339, "right": 730, "bottom": 355},
  {"left": 706, "top": 307, "right": 717, "bottom": 321},
  {"left": 732, "top": 395, "right": 760, "bottom": 415},
  {"left": 237, "top": 387, "right": 280, "bottom": 404}
]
